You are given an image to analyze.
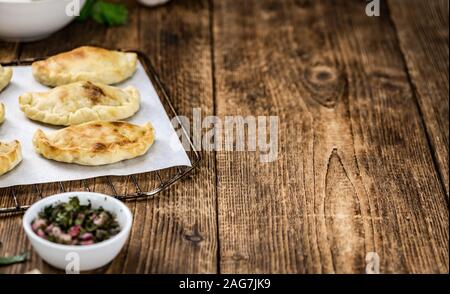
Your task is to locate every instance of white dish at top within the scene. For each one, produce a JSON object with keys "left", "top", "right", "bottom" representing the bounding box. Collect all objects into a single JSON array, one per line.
[{"left": 0, "top": 0, "right": 86, "bottom": 42}]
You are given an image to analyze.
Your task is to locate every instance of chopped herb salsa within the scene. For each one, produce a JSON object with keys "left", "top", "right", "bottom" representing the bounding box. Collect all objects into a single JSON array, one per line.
[{"left": 31, "top": 197, "right": 121, "bottom": 245}]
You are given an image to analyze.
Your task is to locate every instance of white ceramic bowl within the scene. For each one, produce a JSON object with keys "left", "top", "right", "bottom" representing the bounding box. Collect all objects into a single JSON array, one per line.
[
  {"left": 0, "top": 0, "right": 86, "bottom": 42},
  {"left": 23, "top": 192, "right": 133, "bottom": 271}
]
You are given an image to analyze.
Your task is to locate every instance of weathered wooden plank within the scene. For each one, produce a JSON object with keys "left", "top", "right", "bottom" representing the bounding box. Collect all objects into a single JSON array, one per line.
[
  {"left": 213, "top": 0, "right": 448, "bottom": 273},
  {"left": 0, "top": 42, "right": 19, "bottom": 63},
  {"left": 130, "top": 0, "right": 217, "bottom": 273},
  {"left": 1, "top": 0, "right": 448, "bottom": 275},
  {"left": 388, "top": 0, "right": 449, "bottom": 196}
]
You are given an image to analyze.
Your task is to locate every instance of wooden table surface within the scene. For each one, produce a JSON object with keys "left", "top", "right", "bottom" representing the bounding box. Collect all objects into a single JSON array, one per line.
[{"left": 0, "top": 0, "right": 448, "bottom": 274}]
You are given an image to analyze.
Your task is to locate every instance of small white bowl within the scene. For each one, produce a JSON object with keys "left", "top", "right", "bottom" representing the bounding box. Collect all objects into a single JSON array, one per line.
[
  {"left": 0, "top": 0, "right": 86, "bottom": 42},
  {"left": 23, "top": 192, "right": 133, "bottom": 271}
]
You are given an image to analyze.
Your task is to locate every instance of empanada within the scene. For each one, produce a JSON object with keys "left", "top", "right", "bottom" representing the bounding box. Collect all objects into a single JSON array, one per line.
[
  {"left": 0, "top": 65, "right": 12, "bottom": 92},
  {"left": 32, "top": 46, "right": 137, "bottom": 87},
  {"left": 33, "top": 121, "right": 154, "bottom": 166},
  {"left": 0, "top": 103, "right": 5, "bottom": 124},
  {"left": 19, "top": 81, "right": 140, "bottom": 126},
  {"left": 0, "top": 140, "right": 22, "bottom": 176}
]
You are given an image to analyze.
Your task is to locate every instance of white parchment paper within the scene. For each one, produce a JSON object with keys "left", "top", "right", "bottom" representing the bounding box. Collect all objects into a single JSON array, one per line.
[{"left": 0, "top": 62, "right": 191, "bottom": 188}]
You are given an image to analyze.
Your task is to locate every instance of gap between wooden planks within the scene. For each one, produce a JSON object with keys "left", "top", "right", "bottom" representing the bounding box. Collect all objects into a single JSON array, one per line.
[{"left": 388, "top": 0, "right": 449, "bottom": 197}]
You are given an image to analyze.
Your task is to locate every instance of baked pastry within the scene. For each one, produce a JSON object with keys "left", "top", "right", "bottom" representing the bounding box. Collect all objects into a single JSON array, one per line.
[
  {"left": 0, "top": 65, "right": 12, "bottom": 92},
  {"left": 0, "top": 103, "right": 5, "bottom": 124},
  {"left": 33, "top": 121, "right": 155, "bottom": 166},
  {"left": 19, "top": 81, "right": 140, "bottom": 126},
  {"left": 0, "top": 140, "right": 22, "bottom": 176},
  {"left": 32, "top": 46, "right": 137, "bottom": 87}
]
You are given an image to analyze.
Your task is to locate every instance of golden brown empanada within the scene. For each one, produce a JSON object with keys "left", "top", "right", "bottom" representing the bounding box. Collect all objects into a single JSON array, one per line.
[
  {"left": 0, "top": 103, "right": 5, "bottom": 124},
  {"left": 0, "top": 140, "right": 22, "bottom": 176},
  {"left": 19, "top": 81, "right": 140, "bottom": 126},
  {"left": 0, "top": 65, "right": 12, "bottom": 92},
  {"left": 32, "top": 46, "right": 137, "bottom": 87},
  {"left": 33, "top": 121, "right": 154, "bottom": 166}
]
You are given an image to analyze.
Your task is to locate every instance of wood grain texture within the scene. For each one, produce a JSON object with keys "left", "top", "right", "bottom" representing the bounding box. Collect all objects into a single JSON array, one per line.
[
  {"left": 0, "top": 42, "right": 19, "bottom": 63},
  {"left": 0, "top": 0, "right": 448, "bottom": 274},
  {"left": 388, "top": 0, "right": 449, "bottom": 196},
  {"left": 212, "top": 0, "right": 448, "bottom": 273},
  {"left": 117, "top": 0, "right": 217, "bottom": 274}
]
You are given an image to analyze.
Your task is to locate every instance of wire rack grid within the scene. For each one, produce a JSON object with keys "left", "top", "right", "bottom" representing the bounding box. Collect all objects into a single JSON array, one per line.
[{"left": 0, "top": 50, "right": 201, "bottom": 215}]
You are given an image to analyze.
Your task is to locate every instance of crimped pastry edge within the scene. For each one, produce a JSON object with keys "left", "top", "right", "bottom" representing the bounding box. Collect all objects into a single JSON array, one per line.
[
  {"left": 0, "top": 103, "right": 5, "bottom": 124},
  {"left": 19, "top": 85, "right": 141, "bottom": 126},
  {"left": 0, "top": 66, "right": 13, "bottom": 92},
  {"left": 31, "top": 47, "right": 138, "bottom": 87},
  {"left": 0, "top": 140, "right": 22, "bottom": 176},
  {"left": 33, "top": 121, "right": 155, "bottom": 166}
]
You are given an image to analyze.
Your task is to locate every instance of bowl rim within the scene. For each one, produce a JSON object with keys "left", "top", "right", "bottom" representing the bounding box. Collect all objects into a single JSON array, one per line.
[
  {"left": 23, "top": 191, "right": 133, "bottom": 251},
  {"left": 0, "top": 0, "right": 73, "bottom": 4}
]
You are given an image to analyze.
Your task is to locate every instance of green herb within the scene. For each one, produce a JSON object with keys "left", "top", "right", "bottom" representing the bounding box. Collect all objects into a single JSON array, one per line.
[
  {"left": 78, "top": 0, "right": 96, "bottom": 21},
  {"left": 32, "top": 197, "right": 121, "bottom": 245},
  {"left": 0, "top": 252, "right": 28, "bottom": 266},
  {"left": 78, "top": 0, "right": 128, "bottom": 26}
]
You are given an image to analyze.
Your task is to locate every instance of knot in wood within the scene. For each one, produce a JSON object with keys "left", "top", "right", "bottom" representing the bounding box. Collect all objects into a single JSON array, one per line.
[
  {"left": 302, "top": 64, "right": 346, "bottom": 108},
  {"left": 305, "top": 65, "right": 338, "bottom": 85}
]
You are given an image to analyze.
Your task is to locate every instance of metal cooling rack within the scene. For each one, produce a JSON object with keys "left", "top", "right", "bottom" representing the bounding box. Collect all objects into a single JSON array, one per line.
[{"left": 0, "top": 50, "right": 201, "bottom": 215}]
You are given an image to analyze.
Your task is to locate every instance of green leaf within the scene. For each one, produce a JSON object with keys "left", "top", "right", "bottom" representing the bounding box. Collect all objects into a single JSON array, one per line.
[
  {"left": 0, "top": 252, "right": 28, "bottom": 266},
  {"left": 67, "top": 197, "right": 81, "bottom": 211},
  {"left": 92, "top": 1, "right": 128, "bottom": 26},
  {"left": 77, "top": 0, "right": 128, "bottom": 26},
  {"left": 77, "top": 0, "right": 96, "bottom": 21}
]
